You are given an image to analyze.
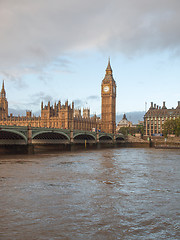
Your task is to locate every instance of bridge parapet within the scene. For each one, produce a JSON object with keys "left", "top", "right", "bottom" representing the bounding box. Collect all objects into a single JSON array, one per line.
[
  {"left": 31, "top": 127, "right": 70, "bottom": 136},
  {"left": 0, "top": 125, "right": 125, "bottom": 147}
]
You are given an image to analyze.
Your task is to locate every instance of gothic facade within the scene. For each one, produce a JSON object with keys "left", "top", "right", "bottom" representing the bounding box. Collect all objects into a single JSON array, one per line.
[
  {"left": 0, "top": 83, "right": 100, "bottom": 131},
  {"left": 0, "top": 60, "right": 116, "bottom": 133}
]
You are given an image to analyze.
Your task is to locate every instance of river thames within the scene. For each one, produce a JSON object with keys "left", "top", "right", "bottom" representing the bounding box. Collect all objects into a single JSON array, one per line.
[{"left": 0, "top": 148, "right": 179, "bottom": 240}]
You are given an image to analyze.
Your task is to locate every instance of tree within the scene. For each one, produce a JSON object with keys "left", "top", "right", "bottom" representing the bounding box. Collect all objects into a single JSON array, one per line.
[
  {"left": 163, "top": 118, "right": 180, "bottom": 137},
  {"left": 118, "top": 127, "right": 129, "bottom": 136},
  {"left": 118, "top": 125, "right": 144, "bottom": 136},
  {"left": 175, "top": 118, "right": 180, "bottom": 136}
]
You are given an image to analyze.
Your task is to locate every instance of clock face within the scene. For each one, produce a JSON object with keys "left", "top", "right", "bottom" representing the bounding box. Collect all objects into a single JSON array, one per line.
[{"left": 103, "top": 86, "right": 109, "bottom": 92}]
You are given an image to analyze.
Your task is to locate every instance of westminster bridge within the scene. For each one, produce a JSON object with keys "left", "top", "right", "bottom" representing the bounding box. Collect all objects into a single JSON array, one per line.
[{"left": 0, "top": 125, "right": 125, "bottom": 153}]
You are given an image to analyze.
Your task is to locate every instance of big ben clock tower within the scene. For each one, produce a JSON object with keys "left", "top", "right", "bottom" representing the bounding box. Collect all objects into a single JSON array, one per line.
[{"left": 101, "top": 59, "right": 116, "bottom": 134}]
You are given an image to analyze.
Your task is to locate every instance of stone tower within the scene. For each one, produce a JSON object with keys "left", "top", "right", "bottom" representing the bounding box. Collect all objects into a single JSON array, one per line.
[
  {"left": 101, "top": 59, "right": 116, "bottom": 133},
  {"left": 0, "top": 80, "right": 8, "bottom": 120},
  {"left": 83, "top": 108, "right": 90, "bottom": 118}
]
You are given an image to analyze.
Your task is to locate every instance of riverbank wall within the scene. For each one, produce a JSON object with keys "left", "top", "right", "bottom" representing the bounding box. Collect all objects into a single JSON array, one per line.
[
  {"left": 0, "top": 142, "right": 151, "bottom": 155},
  {"left": 0, "top": 136, "right": 179, "bottom": 155}
]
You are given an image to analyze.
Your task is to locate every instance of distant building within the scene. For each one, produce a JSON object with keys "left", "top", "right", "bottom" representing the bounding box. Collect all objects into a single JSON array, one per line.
[
  {"left": 144, "top": 101, "right": 180, "bottom": 136},
  {"left": 116, "top": 114, "right": 132, "bottom": 132},
  {"left": 137, "top": 121, "right": 144, "bottom": 126}
]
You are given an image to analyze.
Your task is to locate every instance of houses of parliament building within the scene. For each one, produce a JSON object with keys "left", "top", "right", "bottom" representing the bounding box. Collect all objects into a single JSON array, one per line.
[{"left": 0, "top": 60, "right": 116, "bottom": 134}]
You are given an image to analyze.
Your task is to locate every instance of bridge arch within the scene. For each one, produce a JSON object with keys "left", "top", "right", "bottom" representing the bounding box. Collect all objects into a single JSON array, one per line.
[
  {"left": 73, "top": 133, "right": 96, "bottom": 143},
  {"left": 116, "top": 134, "right": 125, "bottom": 141},
  {"left": 0, "top": 129, "right": 27, "bottom": 144},
  {"left": 73, "top": 132, "right": 96, "bottom": 141},
  {"left": 32, "top": 131, "right": 70, "bottom": 141},
  {"left": 99, "top": 135, "right": 113, "bottom": 143}
]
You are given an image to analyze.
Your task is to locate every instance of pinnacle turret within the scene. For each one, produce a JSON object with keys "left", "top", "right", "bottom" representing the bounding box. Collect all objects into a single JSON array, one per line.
[{"left": 1, "top": 80, "right": 6, "bottom": 98}]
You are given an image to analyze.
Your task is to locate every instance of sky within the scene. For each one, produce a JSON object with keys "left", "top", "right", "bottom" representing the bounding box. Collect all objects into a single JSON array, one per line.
[{"left": 0, "top": 0, "right": 180, "bottom": 116}]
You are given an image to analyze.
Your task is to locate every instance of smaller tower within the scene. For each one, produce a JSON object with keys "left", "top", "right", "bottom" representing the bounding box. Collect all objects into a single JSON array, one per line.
[
  {"left": 0, "top": 80, "right": 8, "bottom": 120},
  {"left": 83, "top": 108, "right": 90, "bottom": 119},
  {"left": 74, "top": 109, "right": 81, "bottom": 118}
]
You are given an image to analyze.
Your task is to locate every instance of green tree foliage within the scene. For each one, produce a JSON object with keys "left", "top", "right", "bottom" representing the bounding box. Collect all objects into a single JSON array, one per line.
[
  {"left": 163, "top": 118, "right": 180, "bottom": 137},
  {"left": 118, "top": 125, "right": 144, "bottom": 136},
  {"left": 118, "top": 127, "right": 128, "bottom": 136}
]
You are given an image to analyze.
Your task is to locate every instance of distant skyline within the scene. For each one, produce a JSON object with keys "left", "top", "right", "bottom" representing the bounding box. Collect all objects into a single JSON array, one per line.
[{"left": 0, "top": 0, "right": 180, "bottom": 115}]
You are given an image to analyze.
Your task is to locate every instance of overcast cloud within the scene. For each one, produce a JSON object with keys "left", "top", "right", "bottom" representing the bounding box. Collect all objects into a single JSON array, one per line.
[{"left": 0, "top": 0, "right": 180, "bottom": 72}]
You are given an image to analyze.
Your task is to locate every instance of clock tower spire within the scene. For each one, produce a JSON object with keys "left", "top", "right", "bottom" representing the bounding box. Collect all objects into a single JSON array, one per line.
[
  {"left": 101, "top": 59, "right": 116, "bottom": 134},
  {"left": 106, "top": 57, "right": 112, "bottom": 75}
]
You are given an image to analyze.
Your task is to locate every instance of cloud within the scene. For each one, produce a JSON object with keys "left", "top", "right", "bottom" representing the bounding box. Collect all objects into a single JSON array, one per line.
[
  {"left": 73, "top": 99, "right": 84, "bottom": 108},
  {"left": 8, "top": 107, "right": 26, "bottom": 116},
  {"left": 29, "top": 92, "right": 53, "bottom": 106},
  {"left": 87, "top": 95, "right": 99, "bottom": 100},
  {"left": 0, "top": 0, "right": 180, "bottom": 90},
  {"left": 0, "top": 0, "right": 179, "bottom": 71},
  {"left": 73, "top": 95, "right": 99, "bottom": 109},
  {"left": 9, "top": 107, "right": 40, "bottom": 117},
  {"left": 0, "top": 55, "right": 73, "bottom": 86},
  {"left": 0, "top": 70, "right": 28, "bottom": 88},
  {"left": 8, "top": 91, "right": 54, "bottom": 116}
]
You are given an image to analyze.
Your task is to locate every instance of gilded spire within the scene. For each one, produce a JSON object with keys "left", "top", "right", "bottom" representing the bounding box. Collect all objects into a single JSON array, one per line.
[
  {"left": 106, "top": 58, "right": 112, "bottom": 75},
  {"left": 2, "top": 80, "right": 4, "bottom": 90},
  {"left": 107, "top": 57, "right": 111, "bottom": 69}
]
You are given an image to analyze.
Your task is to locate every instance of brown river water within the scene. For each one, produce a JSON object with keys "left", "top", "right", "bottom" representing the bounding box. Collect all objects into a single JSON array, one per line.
[{"left": 0, "top": 148, "right": 180, "bottom": 240}]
